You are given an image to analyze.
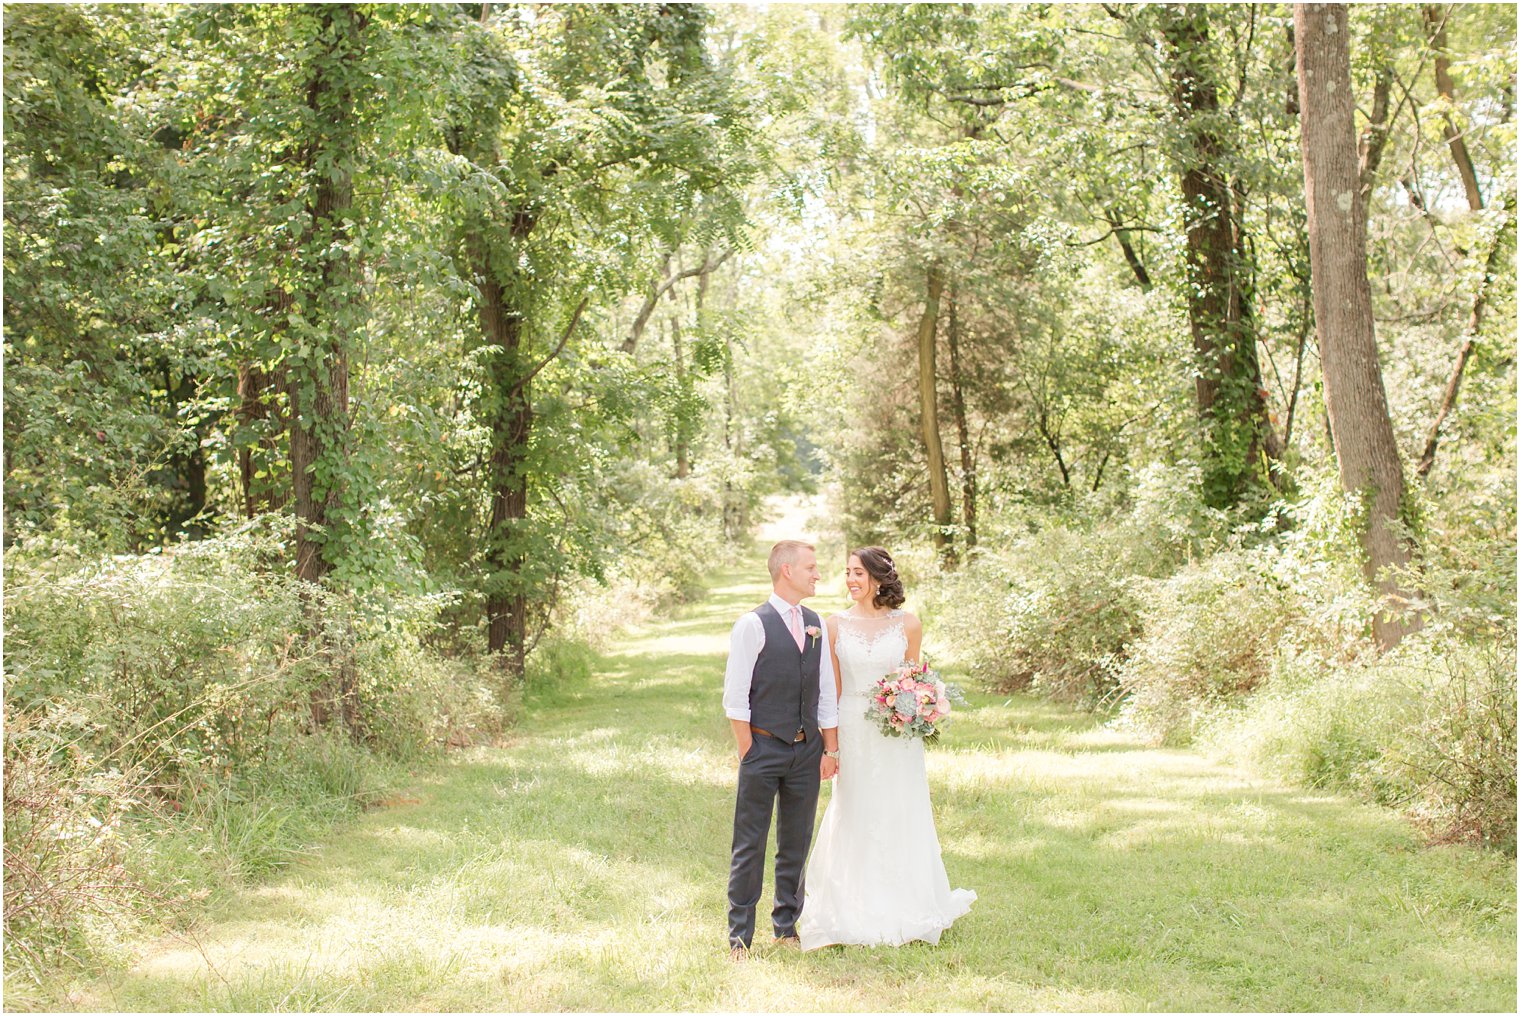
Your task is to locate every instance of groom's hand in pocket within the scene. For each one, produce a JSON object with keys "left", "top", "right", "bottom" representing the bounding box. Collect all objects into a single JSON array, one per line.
[{"left": 730, "top": 719, "right": 754, "bottom": 763}]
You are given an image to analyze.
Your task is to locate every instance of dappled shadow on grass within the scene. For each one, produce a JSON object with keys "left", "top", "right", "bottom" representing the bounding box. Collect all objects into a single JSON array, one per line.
[
  {"left": 923, "top": 743, "right": 1515, "bottom": 1011},
  {"left": 73, "top": 555, "right": 1516, "bottom": 1013},
  {"left": 84, "top": 732, "right": 763, "bottom": 1010},
  {"left": 107, "top": 700, "right": 1512, "bottom": 1011}
]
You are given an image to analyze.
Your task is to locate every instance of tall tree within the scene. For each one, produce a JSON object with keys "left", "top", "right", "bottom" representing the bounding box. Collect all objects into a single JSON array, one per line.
[
  {"left": 262, "top": 4, "right": 376, "bottom": 732},
  {"left": 945, "top": 281, "right": 977, "bottom": 549},
  {"left": 446, "top": 4, "right": 752, "bottom": 680},
  {"left": 1423, "top": 4, "right": 1484, "bottom": 212},
  {"left": 1156, "top": 4, "right": 1280, "bottom": 508},
  {"left": 283, "top": 4, "right": 365, "bottom": 591},
  {"left": 915, "top": 265, "right": 956, "bottom": 566},
  {"left": 1296, "top": 2, "right": 1421, "bottom": 649}
]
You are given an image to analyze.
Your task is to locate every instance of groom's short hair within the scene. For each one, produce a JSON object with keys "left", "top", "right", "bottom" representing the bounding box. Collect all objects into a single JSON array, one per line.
[{"left": 768, "top": 540, "right": 815, "bottom": 581}]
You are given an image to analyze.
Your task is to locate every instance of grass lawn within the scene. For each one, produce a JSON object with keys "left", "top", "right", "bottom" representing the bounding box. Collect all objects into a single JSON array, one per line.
[{"left": 56, "top": 550, "right": 1516, "bottom": 1011}]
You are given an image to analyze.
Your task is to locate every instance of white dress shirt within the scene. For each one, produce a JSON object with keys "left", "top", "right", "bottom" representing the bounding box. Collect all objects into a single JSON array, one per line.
[{"left": 722, "top": 593, "right": 840, "bottom": 728}]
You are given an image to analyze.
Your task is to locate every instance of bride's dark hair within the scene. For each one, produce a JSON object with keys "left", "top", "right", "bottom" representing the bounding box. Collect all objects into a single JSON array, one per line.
[{"left": 851, "top": 546, "right": 905, "bottom": 609}]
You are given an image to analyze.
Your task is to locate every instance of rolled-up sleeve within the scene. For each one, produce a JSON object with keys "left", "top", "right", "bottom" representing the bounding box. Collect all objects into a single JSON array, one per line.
[
  {"left": 722, "top": 613, "right": 763, "bottom": 721},
  {"left": 816, "top": 617, "right": 839, "bottom": 729}
]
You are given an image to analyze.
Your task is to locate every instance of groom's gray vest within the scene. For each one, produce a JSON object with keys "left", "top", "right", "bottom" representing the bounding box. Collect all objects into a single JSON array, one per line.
[{"left": 748, "top": 603, "right": 823, "bottom": 742}]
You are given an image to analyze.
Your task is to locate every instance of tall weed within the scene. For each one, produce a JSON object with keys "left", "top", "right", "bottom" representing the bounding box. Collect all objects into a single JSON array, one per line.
[
  {"left": 1, "top": 520, "right": 505, "bottom": 978},
  {"left": 1203, "top": 633, "right": 1517, "bottom": 852},
  {"left": 1117, "top": 549, "right": 1304, "bottom": 743}
]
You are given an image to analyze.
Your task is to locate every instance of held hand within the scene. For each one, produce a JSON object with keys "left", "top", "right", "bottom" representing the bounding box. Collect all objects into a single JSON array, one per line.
[{"left": 820, "top": 754, "right": 839, "bottom": 781}]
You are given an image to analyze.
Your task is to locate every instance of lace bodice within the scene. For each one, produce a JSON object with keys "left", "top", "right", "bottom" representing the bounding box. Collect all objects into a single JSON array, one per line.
[{"left": 832, "top": 609, "right": 908, "bottom": 698}]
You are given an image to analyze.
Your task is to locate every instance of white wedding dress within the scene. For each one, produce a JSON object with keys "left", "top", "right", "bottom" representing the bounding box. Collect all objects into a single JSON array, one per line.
[{"left": 798, "top": 610, "right": 975, "bottom": 950}]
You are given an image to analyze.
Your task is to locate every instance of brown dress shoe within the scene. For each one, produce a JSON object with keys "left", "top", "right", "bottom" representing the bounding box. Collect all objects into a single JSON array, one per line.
[{"left": 729, "top": 944, "right": 749, "bottom": 962}]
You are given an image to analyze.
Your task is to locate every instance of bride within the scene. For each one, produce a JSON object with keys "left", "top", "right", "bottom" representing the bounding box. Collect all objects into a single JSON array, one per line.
[{"left": 798, "top": 546, "right": 975, "bottom": 950}]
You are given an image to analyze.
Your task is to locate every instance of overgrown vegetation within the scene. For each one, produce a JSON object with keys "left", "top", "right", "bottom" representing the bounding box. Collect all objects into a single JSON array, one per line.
[
  {"left": 3, "top": 2, "right": 815, "bottom": 983},
  {"left": 3, "top": 0, "right": 1515, "bottom": 998},
  {"left": 919, "top": 459, "right": 1516, "bottom": 852}
]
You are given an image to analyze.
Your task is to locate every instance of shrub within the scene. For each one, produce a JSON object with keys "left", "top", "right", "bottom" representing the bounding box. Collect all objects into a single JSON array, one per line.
[
  {"left": 2, "top": 706, "right": 153, "bottom": 979},
  {"left": 1117, "top": 549, "right": 1302, "bottom": 743},
  {"left": 0, "top": 519, "right": 507, "bottom": 977},
  {"left": 1383, "top": 639, "right": 1516, "bottom": 852},
  {"left": 594, "top": 461, "right": 733, "bottom": 609},
  {"left": 1110, "top": 460, "right": 1232, "bottom": 577},
  {"left": 925, "top": 527, "right": 1141, "bottom": 708},
  {"left": 1203, "top": 632, "right": 1517, "bottom": 853}
]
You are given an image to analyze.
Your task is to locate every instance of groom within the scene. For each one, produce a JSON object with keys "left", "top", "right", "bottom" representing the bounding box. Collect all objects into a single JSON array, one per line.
[{"left": 722, "top": 540, "right": 840, "bottom": 959}]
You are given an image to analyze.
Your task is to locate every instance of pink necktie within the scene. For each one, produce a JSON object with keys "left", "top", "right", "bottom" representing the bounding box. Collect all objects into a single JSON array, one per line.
[{"left": 789, "top": 606, "right": 804, "bottom": 650}]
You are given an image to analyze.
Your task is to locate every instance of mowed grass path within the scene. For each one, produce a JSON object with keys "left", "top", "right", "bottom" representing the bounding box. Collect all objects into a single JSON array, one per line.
[{"left": 71, "top": 553, "right": 1515, "bottom": 1011}]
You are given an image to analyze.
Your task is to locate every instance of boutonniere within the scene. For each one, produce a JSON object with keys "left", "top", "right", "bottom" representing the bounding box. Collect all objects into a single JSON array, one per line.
[{"left": 805, "top": 625, "right": 821, "bottom": 648}]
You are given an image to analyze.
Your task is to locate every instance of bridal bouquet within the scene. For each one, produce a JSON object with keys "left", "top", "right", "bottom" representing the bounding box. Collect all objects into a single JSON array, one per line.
[{"left": 866, "top": 661, "right": 961, "bottom": 743}]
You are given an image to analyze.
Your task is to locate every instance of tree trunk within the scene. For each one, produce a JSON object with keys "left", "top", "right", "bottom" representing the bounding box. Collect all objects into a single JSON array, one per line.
[
  {"left": 474, "top": 205, "right": 539, "bottom": 683},
  {"left": 945, "top": 282, "right": 977, "bottom": 549},
  {"left": 1160, "top": 5, "right": 1278, "bottom": 508},
  {"left": 1036, "top": 411, "right": 1071, "bottom": 487},
  {"left": 624, "top": 253, "right": 671, "bottom": 355},
  {"left": 711, "top": 268, "right": 744, "bottom": 539},
  {"left": 1104, "top": 206, "right": 1154, "bottom": 291},
  {"left": 282, "top": 4, "right": 366, "bottom": 733},
  {"left": 1296, "top": 2, "right": 1421, "bottom": 649},
  {"left": 449, "top": 13, "right": 542, "bottom": 685},
  {"left": 160, "top": 364, "right": 210, "bottom": 538},
  {"left": 672, "top": 317, "right": 690, "bottom": 479},
  {"left": 1423, "top": 5, "right": 1484, "bottom": 212},
  {"left": 287, "top": 6, "right": 362, "bottom": 588},
  {"left": 236, "top": 362, "right": 286, "bottom": 517},
  {"left": 1416, "top": 193, "right": 1515, "bottom": 478},
  {"left": 1357, "top": 64, "right": 1394, "bottom": 222},
  {"left": 622, "top": 248, "right": 731, "bottom": 354},
  {"left": 916, "top": 266, "right": 955, "bottom": 567}
]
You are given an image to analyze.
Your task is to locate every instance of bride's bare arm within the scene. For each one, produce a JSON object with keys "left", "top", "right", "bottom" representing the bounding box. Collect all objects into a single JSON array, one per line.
[
  {"left": 904, "top": 612, "right": 923, "bottom": 663},
  {"left": 825, "top": 614, "right": 843, "bottom": 698}
]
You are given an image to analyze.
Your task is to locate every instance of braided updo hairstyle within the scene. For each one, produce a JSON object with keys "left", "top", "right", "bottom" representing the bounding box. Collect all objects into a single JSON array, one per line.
[{"left": 851, "top": 546, "right": 906, "bottom": 609}]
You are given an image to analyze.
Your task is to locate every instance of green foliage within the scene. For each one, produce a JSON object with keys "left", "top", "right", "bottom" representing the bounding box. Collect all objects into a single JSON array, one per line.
[
  {"left": 919, "top": 445, "right": 1514, "bottom": 850},
  {"left": 3, "top": 4, "right": 209, "bottom": 546},
  {"left": 1117, "top": 549, "right": 1305, "bottom": 743},
  {"left": 922, "top": 462, "right": 1231, "bottom": 705},
  {"left": 1, "top": 520, "right": 506, "bottom": 974},
  {"left": 1204, "top": 635, "right": 1517, "bottom": 854},
  {"left": 42, "top": 550, "right": 1519, "bottom": 1013},
  {"left": 927, "top": 528, "right": 1141, "bottom": 707},
  {"left": 2, "top": 3, "right": 1516, "bottom": 993}
]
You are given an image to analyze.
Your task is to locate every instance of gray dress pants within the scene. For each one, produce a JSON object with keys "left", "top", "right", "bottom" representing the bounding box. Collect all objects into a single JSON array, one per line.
[{"left": 726, "top": 732, "right": 823, "bottom": 947}]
